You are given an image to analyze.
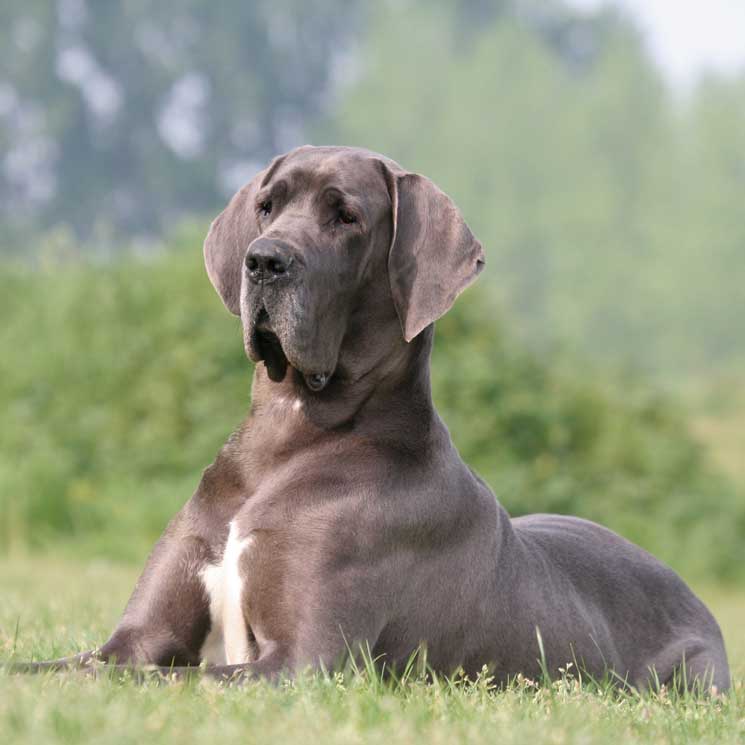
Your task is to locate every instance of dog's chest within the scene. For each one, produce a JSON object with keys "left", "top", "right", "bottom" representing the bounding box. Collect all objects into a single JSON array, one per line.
[{"left": 199, "top": 520, "right": 254, "bottom": 665}]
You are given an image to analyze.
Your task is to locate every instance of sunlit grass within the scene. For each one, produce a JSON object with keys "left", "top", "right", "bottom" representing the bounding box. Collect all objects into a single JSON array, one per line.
[{"left": 2, "top": 557, "right": 744, "bottom": 745}]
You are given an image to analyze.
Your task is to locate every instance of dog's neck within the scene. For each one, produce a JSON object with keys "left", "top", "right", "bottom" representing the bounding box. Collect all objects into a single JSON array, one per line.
[{"left": 246, "top": 326, "right": 438, "bottom": 448}]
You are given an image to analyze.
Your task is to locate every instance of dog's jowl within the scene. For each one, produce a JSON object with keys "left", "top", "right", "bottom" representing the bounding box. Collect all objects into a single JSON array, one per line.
[{"left": 17, "top": 146, "right": 730, "bottom": 692}]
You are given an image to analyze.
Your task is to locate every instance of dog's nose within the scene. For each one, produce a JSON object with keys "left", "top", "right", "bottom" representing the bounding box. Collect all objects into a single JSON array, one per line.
[{"left": 245, "top": 240, "right": 293, "bottom": 285}]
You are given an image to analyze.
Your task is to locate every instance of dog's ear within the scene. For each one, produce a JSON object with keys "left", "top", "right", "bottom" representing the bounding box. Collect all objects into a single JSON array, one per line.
[
  {"left": 383, "top": 168, "right": 485, "bottom": 342},
  {"left": 204, "top": 176, "right": 261, "bottom": 315},
  {"left": 204, "top": 155, "right": 285, "bottom": 315}
]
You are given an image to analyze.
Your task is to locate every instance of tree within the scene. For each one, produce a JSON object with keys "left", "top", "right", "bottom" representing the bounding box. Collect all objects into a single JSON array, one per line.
[
  {"left": 325, "top": 0, "right": 745, "bottom": 377},
  {"left": 0, "top": 0, "right": 364, "bottom": 241}
]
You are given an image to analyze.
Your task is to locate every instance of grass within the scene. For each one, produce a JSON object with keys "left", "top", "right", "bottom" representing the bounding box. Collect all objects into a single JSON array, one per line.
[{"left": 1, "top": 556, "right": 744, "bottom": 744}]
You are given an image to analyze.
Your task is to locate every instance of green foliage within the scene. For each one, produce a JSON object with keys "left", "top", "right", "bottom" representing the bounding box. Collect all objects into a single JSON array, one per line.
[
  {"left": 0, "top": 229, "right": 249, "bottom": 560},
  {"left": 1, "top": 227, "right": 742, "bottom": 578}
]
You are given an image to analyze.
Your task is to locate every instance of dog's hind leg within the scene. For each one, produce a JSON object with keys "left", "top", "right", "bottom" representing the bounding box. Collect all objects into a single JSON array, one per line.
[{"left": 645, "top": 638, "right": 730, "bottom": 695}]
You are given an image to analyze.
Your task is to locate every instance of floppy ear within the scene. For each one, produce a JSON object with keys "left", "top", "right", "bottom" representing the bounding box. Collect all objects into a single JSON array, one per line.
[
  {"left": 384, "top": 170, "right": 485, "bottom": 342},
  {"left": 204, "top": 155, "right": 286, "bottom": 315},
  {"left": 203, "top": 175, "right": 262, "bottom": 315}
]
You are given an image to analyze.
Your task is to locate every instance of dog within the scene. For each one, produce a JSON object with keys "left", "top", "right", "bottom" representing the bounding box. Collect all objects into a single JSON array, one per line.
[{"left": 12, "top": 146, "right": 730, "bottom": 691}]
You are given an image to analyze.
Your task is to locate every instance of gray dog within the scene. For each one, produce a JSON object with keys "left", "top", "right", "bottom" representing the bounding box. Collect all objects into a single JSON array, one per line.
[{"left": 15, "top": 146, "right": 729, "bottom": 692}]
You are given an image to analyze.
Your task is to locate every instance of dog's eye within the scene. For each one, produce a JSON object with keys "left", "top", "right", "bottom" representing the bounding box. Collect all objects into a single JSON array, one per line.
[
  {"left": 258, "top": 200, "right": 272, "bottom": 217},
  {"left": 338, "top": 210, "right": 357, "bottom": 225}
]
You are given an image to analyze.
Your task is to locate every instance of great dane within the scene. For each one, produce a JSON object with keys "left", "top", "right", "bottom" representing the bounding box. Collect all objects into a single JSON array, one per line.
[{"left": 12, "top": 146, "right": 730, "bottom": 692}]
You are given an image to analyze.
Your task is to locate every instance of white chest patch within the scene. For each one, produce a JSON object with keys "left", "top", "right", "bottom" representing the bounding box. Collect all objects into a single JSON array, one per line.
[{"left": 199, "top": 520, "right": 253, "bottom": 665}]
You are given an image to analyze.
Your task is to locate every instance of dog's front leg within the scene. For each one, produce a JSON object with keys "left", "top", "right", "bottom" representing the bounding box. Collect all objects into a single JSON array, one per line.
[
  {"left": 95, "top": 508, "right": 220, "bottom": 667},
  {"left": 8, "top": 509, "right": 217, "bottom": 674}
]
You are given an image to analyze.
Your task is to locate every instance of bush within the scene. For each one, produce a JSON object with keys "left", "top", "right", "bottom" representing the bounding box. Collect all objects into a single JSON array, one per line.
[{"left": 1, "top": 227, "right": 743, "bottom": 577}]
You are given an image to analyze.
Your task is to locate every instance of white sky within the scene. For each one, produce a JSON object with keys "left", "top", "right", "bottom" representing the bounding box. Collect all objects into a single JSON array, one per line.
[{"left": 568, "top": 0, "right": 745, "bottom": 89}]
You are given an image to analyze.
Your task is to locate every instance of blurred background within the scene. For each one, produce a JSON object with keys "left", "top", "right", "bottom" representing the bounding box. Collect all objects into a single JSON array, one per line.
[{"left": 1, "top": 0, "right": 743, "bottom": 584}]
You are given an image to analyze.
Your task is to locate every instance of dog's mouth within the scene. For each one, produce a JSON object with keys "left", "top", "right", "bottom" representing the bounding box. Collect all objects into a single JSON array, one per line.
[
  {"left": 251, "top": 307, "right": 288, "bottom": 383},
  {"left": 249, "top": 306, "right": 331, "bottom": 392}
]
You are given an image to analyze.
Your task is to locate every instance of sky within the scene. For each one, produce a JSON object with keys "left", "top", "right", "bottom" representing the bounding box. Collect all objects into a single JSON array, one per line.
[{"left": 569, "top": 0, "right": 745, "bottom": 89}]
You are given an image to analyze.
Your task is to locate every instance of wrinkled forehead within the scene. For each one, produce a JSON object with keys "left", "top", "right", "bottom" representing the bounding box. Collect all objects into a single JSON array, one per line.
[{"left": 264, "top": 147, "right": 391, "bottom": 208}]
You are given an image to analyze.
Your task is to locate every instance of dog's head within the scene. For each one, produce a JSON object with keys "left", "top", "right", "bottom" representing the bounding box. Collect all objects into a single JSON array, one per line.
[{"left": 204, "top": 146, "right": 484, "bottom": 391}]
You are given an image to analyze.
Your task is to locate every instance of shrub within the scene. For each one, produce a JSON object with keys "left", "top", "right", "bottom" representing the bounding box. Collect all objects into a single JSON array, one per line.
[{"left": 1, "top": 227, "right": 742, "bottom": 577}]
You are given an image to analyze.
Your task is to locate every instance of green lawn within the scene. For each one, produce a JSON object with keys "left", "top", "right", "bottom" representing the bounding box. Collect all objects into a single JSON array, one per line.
[{"left": 1, "top": 556, "right": 744, "bottom": 745}]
